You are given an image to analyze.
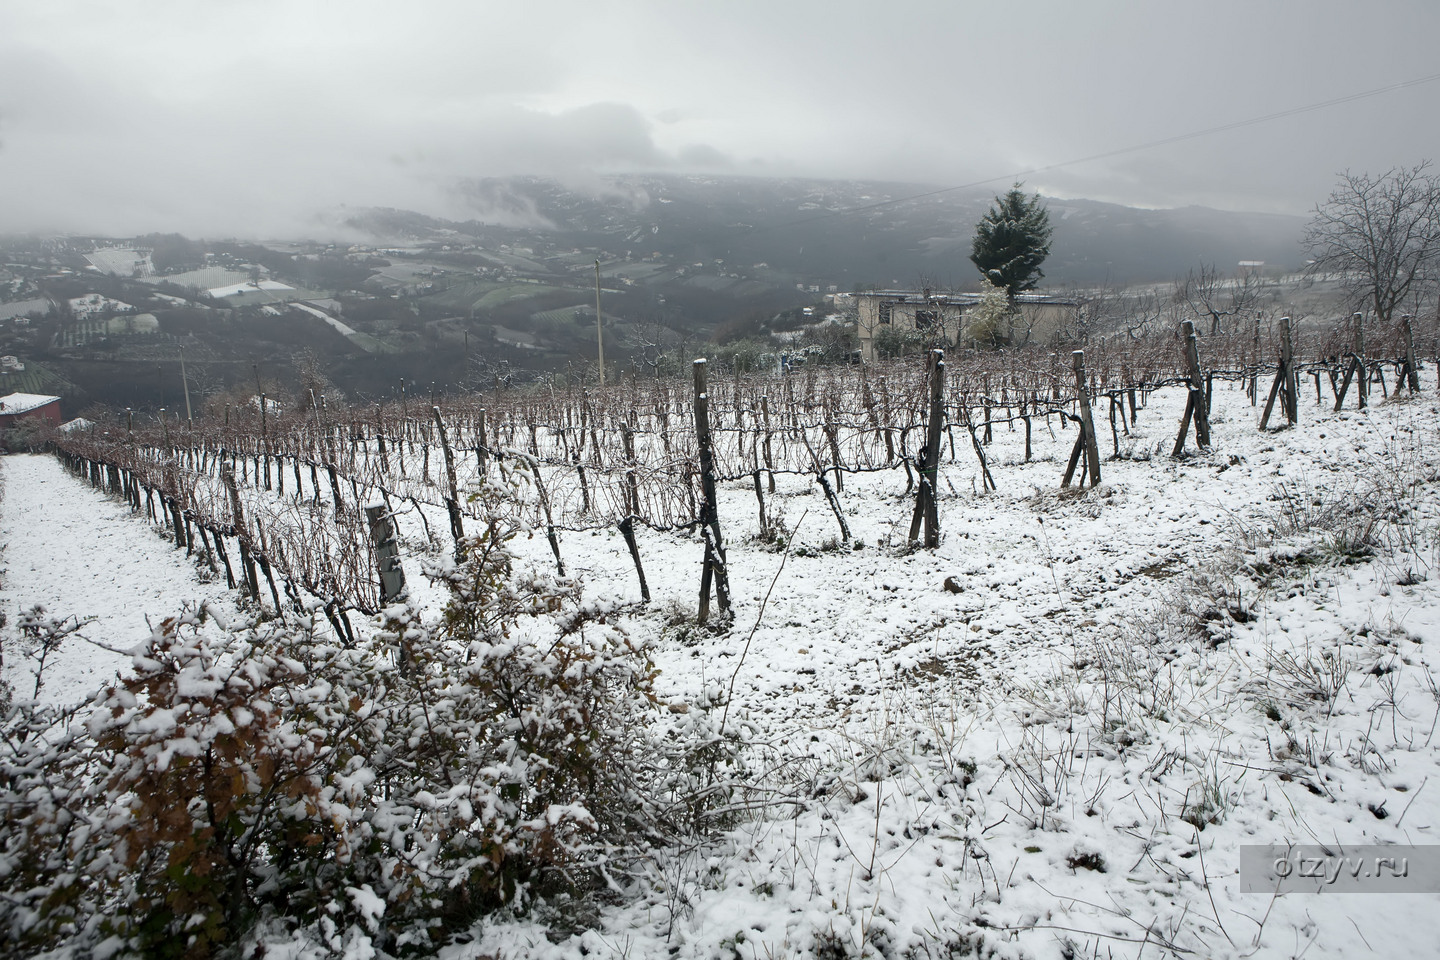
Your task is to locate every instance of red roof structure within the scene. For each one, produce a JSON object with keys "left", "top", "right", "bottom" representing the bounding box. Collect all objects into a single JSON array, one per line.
[{"left": 0, "top": 392, "right": 62, "bottom": 431}]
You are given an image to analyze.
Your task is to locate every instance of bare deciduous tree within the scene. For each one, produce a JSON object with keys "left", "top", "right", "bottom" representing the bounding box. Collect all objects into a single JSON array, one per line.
[
  {"left": 1305, "top": 162, "right": 1440, "bottom": 324},
  {"left": 1176, "top": 262, "right": 1266, "bottom": 335}
]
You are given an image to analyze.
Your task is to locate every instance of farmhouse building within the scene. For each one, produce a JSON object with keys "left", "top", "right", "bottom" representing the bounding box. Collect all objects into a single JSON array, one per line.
[
  {"left": 855, "top": 290, "right": 1079, "bottom": 361},
  {"left": 0, "top": 392, "right": 62, "bottom": 431}
]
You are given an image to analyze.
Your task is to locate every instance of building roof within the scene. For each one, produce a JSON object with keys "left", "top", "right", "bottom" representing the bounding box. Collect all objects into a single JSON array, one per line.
[
  {"left": 857, "top": 289, "right": 1080, "bottom": 306},
  {"left": 0, "top": 393, "right": 61, "bottom": 415}
]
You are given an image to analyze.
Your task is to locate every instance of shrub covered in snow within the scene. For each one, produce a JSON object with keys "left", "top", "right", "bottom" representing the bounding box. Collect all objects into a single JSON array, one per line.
[{"left": 0, "top": 514, "right": 725, "bottom": 958}]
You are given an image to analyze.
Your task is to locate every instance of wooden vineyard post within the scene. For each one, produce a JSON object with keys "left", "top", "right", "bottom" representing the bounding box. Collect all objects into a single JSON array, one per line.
[
  {"left": 170, "top": 498, "right": 189, "bottom": 551},
  {"left": 375, "top": 404, "right": 389, "bottom": 475},
  {"left": 259, "top": 392, "right": 272, "bottom": 491},
  {"left": 326, "top": 464, "right": 345, "bottom": 518},
  {"left": 908, "top": 349, "right": 945, "bottom": 548},
  {"left": 217, "top": 461, "right": 259, "bottom": 602},
  {"left": 365, "top": 502, "right": 407, "bottom": 605},
  {"left": 693, "top": 359, "right": 731, "bottom": 624},
  {"left": 1261, "top": 316, "right": 1299, "bottom": 429},
  {"left": 825, "top": 407, "right": 844, "bottom": 493},
  {"left": 760, "top": 394, "right": 776, "bottom": 493},
  {"left": 476, "top": 408, "right": 489, "bottom": 477},
  {"left": 1250, "top": 317, "right": 1262, "bottom": 406},
  {"left": 1172, "top": 319, "right": 1211, "bottom": 456},
  {"left": 1281, "top": 316, "right": 1299, "bottom": 424},
  {"left": 431, "top": 405, "right": 465, "bottom": 554},
  {"left": 878, "top": 376, "right": 896, "bottom": 466},
  {"left": 222, "top": 461, "right": 246, "bottom": 537},
  {"left": 620, "top": 417, "right": 641, "bottom": 517},
  {"left": 1401, "top": 314, "right": 1422, "bottom": 393},
  {"left": 1061, "top": 351, "right": 1102, "bottom": 488},
  {"left": 1333, "top": 313, "right": 1367, "bottom": 411},
  {"left": 236, "top": 539, "right": 261, "bottom": 604}
]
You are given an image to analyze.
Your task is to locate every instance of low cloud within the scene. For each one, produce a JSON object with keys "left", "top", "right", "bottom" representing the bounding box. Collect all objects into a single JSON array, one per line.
[{"left": 0, "top": 75, "right": 716, "bottom": 236}]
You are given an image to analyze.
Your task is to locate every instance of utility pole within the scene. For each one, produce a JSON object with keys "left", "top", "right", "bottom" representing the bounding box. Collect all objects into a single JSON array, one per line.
[
  {"left": 179, "top": 345, "right": 193, "bottom": 422},
  {"left": 594, "top": 259, "right": 605, "bottom": 387}
]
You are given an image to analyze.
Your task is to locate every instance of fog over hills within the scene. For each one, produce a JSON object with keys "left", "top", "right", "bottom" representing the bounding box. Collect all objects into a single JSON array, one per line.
[
  {"left": 339, "top": 174, "right": 1308, "bottom": 290},
  {"left": 0, "top": 173, "right": 1315, "bottom": 413}
]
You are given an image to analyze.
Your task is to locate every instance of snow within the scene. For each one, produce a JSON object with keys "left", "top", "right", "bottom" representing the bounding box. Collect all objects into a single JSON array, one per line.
[
  {"left": 0, "top": 298, "right": 50, "bottom": 321},
  {"left": 0, "top": 392, "right": 60, "bottom": 415},
  {"left": 290, "top": 300, "right": 359, "bottom": 336},
  {"left": 207, "top": 279, "right": 295, "bottom": 297},
  {"left": 84, "top": 247, "right": 154, "bottom": 278},
  {"left": 67, "top": 293, "right": 133, "bottom": 319},
  {"left": 7, "top": 379, "right": 1440, "bottom": 957},
  {"left": 0, "top": 453, "right": 241, "bottom": 705}
]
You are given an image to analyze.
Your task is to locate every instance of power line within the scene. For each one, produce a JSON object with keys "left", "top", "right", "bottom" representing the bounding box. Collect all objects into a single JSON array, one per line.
[{"left": 776, "top": 71, "right": 1440, "bottom": 228}]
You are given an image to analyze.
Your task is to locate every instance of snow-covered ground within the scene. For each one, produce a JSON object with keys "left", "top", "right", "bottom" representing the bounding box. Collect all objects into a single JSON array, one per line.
[
  {"left": 289, "top": 300, "right": 360, "bottom": 335},
  {"left": 5, "top": 380, "right": 1440, "bottom": 958},
  {"left": 207, "top": 279, "right": 294, "bottom": 297},
  {"left": 0, "top": 454, "right": 241, "bottom": 706}
]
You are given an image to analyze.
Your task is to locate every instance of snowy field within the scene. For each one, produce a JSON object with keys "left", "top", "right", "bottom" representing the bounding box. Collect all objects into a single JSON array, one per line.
[
  {"left": 4, "top": 379, "right": 1440, "bottom": 958},
  {"left": 0, "top": 454, "right": 242, "bottom": 704},
  {"left": 207, "top": 279, "right": 295, "bottom": 298}
]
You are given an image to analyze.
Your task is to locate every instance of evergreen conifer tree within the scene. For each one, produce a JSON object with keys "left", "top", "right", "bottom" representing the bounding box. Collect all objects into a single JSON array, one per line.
[{"left": 970, "top": 185, "right": 1053, "bottom": 297}]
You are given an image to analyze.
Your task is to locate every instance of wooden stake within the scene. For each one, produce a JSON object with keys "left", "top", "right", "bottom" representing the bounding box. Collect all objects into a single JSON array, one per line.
[
  {"left": 1401, "top": 314, "right": 1422, "bottom": 392},
  {"left": 693, "top": 359, "right": 730, "bottom": 623},
  {"left": 432, "top": 405, "right": 465, "bottom": 552},
  {"left": 1063, "top": 351, "right": 1101, "bottom": 487},
  {"left": 1261, "top": 316, "right": 1298, "bottom": 429},
  {"left": 1173, "top": 320, "right": 1210, "bottom": 455},
  {"left": 908, "top": 349, "right": 946, "bottom": 547},
  {"left": 1334, "top": 313, "right": 1366, "bottom": 411}
]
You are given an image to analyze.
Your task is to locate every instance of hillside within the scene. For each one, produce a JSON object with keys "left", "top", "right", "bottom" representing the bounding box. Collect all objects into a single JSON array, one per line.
[
  {"left": 344, "top": 174, "right": 1309, "bottom": 289},
  {"left": 6, "top": 358, "right": 1440, "bottom": 957}
]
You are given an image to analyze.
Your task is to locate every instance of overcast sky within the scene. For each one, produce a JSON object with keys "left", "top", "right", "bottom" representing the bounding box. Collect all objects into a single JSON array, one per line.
[{"left": 3, "top": 0, "right": 1439, "bottom": 238}]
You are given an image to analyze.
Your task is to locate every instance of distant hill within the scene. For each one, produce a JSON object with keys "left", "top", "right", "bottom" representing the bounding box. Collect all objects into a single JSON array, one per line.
[{"left": 341, "top": 174, "right": 1307, "bottom": 290}]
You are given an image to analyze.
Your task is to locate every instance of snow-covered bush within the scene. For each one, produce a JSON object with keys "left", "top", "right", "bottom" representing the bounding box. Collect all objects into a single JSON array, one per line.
[
  {"left": 0, "top": 503, "right": 724, "bottom": 958},
  {"left": 962, "top": 280, "right": 1015, "bottom": 350}
]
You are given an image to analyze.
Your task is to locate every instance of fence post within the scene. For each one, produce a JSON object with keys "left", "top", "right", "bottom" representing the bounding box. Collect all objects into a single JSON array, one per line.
[
  {"left": 476, "top": 407, "right": 489, "bottom": 477},
  {"left": 908, "top": 349, "right": 946, "bottom": 547},
  {"left": 259, "top": 393, "right": 272, "bottom": 491},
  {"left": 431, "top": 405, "right": 465, "bottom": 553},
  {"left": 1172, "top": 319, "right": 1211, "bottom": 455},
  {"left": 365, "top": 502, "right": 407, "bottom": 605},
  {"left": 760, "top": 394, "right": 776, "bottom": 492},
  {"left": 1282, "top": 316, "right": 1298, "bottom": 424},
  {"left": 222, "top": 461, "right": 246, "bottom": 537},
  {"left": 1261, "top": 316, "right": 1298, "bottom": 428},
  {"left": 1402, "top": 314, "right": 1422, "bottom": 393},
  {"left": 1250, "top": 316, "right": 1262, "bottom": 406},
  {"left": 1334, "top": 313, "right": 1367, "bottom": 411},
  {"left": 825, "top": 407, "right": 844, "bottom": 493},
  {"left": 693, "top": 359, "right": 730, "bottom": 624},
  {"left": 1062, "top": 351, "right": 1101, "bottom": 488},
  {"left": 620, "top": 417, "right": 640, "bottom": 517}
]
